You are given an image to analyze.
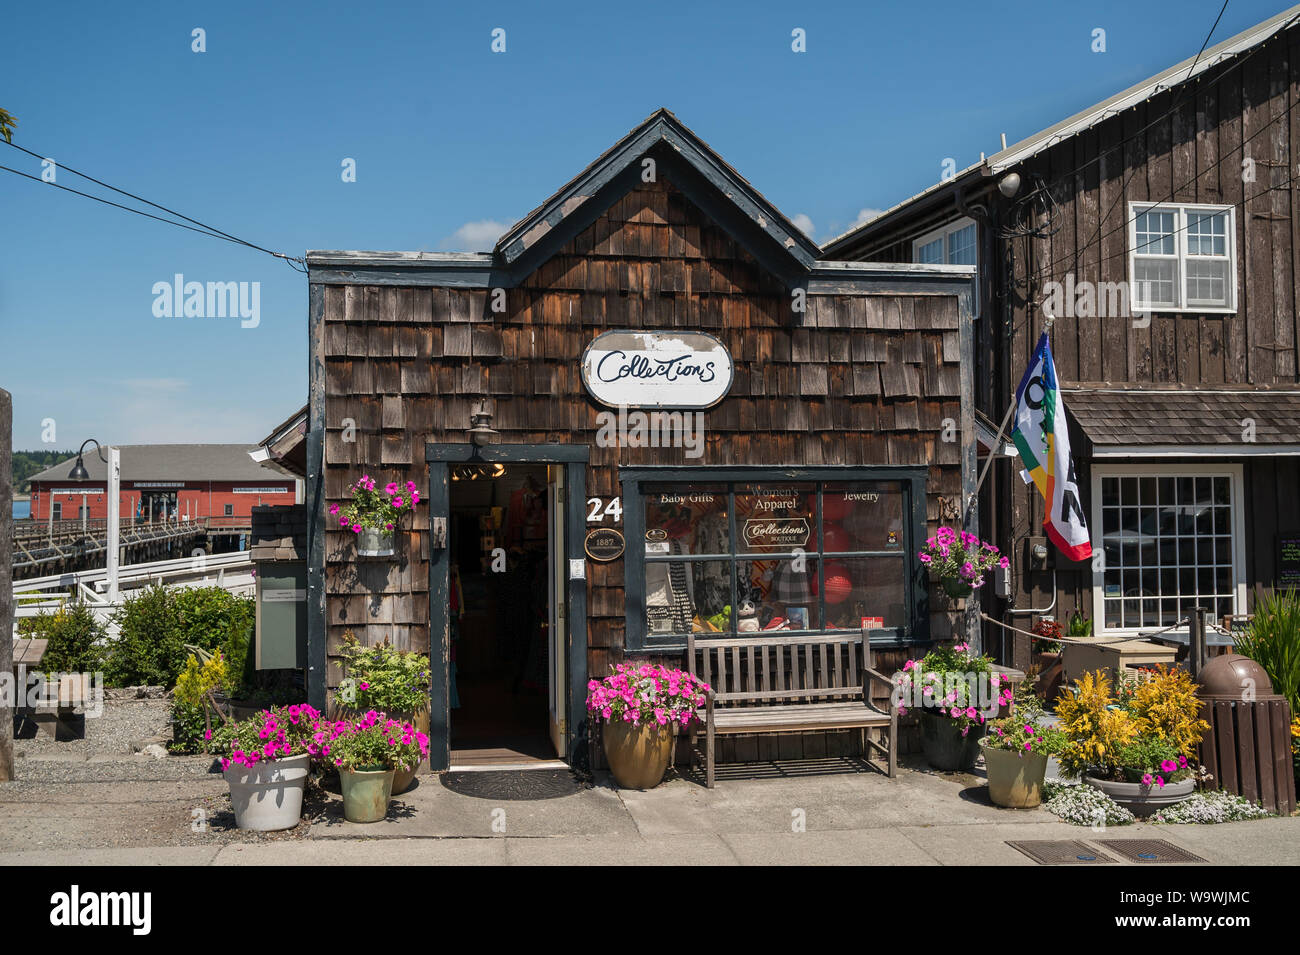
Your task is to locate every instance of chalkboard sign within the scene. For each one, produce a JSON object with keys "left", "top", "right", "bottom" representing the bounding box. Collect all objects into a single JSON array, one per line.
[{"left": 1278, "top": 531, "right": 1300, "bottom": 588}]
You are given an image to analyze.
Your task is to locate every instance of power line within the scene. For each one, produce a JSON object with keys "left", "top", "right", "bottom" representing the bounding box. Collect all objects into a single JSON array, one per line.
[
  {"left": 1020, "top": 61, "right": 1300, "bottom": 290},
  {"left": 1, "top": 141, "right": 306, "bottom": 273},
  {"left": 1054, "top": 0, "right": 1237, "bottom": 281},
  {"left": 1012, "top": 2, "right": 1278, "bottom": 211}
]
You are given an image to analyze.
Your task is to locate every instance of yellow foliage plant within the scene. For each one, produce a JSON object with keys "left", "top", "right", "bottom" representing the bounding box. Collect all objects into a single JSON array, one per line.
[
  {"left": 174, "top": 651, "right": 228, "bottom": 709},
  {"left": 1053, "top": 670, "right": 1138, "bottom": 778},
  {"left": 1127, "top": 666, "right": 1210, "bottom": 760}
]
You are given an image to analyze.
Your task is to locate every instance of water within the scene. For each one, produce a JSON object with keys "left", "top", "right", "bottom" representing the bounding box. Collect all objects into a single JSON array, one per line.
[{"left": 12, "top": 499, "right": 30, "bottom": 520}]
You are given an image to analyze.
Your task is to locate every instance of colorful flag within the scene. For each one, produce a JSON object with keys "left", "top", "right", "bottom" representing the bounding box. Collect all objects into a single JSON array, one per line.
[{"left": 1011, "top": 332, "right": 1092, "bottom": 561}]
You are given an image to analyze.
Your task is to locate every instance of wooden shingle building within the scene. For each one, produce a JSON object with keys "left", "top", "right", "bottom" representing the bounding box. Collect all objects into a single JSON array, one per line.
[
  {"left": 306, "top": 109, "right": 978, "bottom": 770},
  {"left": 825, "top": 5, "right": 1300, "bottom": 664}
]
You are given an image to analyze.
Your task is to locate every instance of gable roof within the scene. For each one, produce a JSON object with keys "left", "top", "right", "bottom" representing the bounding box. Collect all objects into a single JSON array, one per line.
[
  {"left": 494, "top": 108, "right": 824, "bottom": 273},
  {"left": 28, "top": 445, "right": 283, "bottom": 484},
  {"left": 822, "top": 4, "right": 1300, "bottom": 255}
]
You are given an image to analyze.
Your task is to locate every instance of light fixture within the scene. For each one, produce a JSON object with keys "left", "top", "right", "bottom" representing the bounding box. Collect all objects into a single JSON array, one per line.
[
  {"left": 468, "top": 399, "right": 499, "bottom": 447},
  {"left": 997, "top": 172, "right": 1022, "bottom": 198},
  {"left": 68, "top": 438, "right": 105, "bottom": 480}
]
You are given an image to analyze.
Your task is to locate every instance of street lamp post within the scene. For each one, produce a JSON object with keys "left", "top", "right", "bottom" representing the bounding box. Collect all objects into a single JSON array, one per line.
[{"left": 69, "top": 440, "right": 120, "bottom": 601}]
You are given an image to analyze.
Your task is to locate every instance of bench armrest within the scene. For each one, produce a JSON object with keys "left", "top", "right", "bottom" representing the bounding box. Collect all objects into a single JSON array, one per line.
[{"left": 862, "top": 667, "right": 896, "bottom": 714}]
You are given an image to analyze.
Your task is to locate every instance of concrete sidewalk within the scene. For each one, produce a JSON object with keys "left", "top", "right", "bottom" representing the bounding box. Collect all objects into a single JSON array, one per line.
[{"left": 2, "top": 756, "right": 1297, "bottom": 865}]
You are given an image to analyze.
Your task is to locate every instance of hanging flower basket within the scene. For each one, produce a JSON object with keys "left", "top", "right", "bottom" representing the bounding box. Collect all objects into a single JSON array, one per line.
[
  {"left": 918, "top": 527, "right": 1008, "bottom": 598},
  {"left": 331, "top": 474, "right": 420, "bottom": 559}
]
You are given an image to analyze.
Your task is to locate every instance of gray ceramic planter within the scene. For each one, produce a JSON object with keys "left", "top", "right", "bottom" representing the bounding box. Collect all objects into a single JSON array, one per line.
[{"left": 1084, "top": 774, "right": 1195, "bottom": 817}]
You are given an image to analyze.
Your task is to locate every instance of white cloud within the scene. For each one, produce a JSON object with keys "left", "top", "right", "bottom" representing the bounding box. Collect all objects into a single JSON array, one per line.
[
  {"left": 790, "top": 213, "right": 815, "bottom": 237},
  {"left": 853, "top": 207, "right": 885, "bottom": 226},
  {"left": 438, "top": 219, "right": 512, "bottom": 251}
]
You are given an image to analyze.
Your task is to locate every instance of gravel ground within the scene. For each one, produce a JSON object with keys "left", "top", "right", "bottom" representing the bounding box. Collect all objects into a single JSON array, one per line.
[{"left": 1, "top": 700, "right": 320, "bottom": 848}]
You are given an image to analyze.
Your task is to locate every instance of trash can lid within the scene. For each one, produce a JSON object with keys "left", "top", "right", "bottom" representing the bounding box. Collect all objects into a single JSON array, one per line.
[{"left": 1195, "top": 653, "right": 1276, "bottom": 699}]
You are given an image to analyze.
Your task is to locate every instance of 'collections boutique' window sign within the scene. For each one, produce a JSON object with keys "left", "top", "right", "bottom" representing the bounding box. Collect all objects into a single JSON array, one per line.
[{"left": 581, "top": 330, "right": 734, "bottom": 409}]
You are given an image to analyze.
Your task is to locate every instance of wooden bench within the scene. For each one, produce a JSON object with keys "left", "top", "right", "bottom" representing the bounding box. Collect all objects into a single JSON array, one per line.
[
  {"left": 11, "top": 638, "right": 91, "bottom": 740},
  {"left": 687, "top": 628, "right": 897, "bottom": 788}
]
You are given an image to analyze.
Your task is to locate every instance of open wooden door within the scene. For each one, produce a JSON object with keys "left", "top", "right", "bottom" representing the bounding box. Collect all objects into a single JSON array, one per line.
[{"left": 546, "top": 464, "right": 567, "bottom": 758}]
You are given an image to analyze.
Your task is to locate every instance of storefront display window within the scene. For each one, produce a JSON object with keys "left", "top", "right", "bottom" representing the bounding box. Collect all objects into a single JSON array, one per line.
[{"left": 628, "top": 469, "right": 925, "bottom": 649}]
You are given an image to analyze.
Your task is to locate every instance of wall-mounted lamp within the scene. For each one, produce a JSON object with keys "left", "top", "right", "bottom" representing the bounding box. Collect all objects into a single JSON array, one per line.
[
  {"left": 997, "top": 172, "right": 1022, "bottom": 198},
  {"left": 468, "top": 399, "right": 499, "bottom": 447}
]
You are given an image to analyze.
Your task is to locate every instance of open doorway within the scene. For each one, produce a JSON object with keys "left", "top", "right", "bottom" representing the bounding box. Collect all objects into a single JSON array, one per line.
[{"left": 448, "top": 463, "right": 561, "bottom": 765}]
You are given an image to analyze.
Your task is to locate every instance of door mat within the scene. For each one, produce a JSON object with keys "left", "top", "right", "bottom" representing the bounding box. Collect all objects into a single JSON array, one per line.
[
  {"left": 1006, "top": 840, "right": 1117, "bottom": 865},
  {"left": 440, "top": 769, "right": 587, "bottom": 801},
  {"left": 1094, "top": 839, "right": 1208, "bottom": 864}
]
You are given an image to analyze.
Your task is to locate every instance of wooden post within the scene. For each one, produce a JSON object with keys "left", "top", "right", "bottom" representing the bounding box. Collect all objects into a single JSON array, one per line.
[
  {"left": 1190, "top": 606, "right": 1206, "bottom": 679},
  {"left": 1, "top": 387, "right": 13, "bottom": 781}
]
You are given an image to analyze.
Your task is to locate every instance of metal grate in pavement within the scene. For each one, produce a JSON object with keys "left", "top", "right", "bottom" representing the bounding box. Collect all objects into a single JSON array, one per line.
[
  {"left": 1006, "top": 840, "right": 1117, "bottom": 865},
  {"left": 1095, "top": 839, "right": 1207, "bottom": 864}
]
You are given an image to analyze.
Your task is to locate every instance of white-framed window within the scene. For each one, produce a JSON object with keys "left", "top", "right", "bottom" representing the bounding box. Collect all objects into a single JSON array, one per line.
[
  {"left": 1091, "top": 463, "right": 1246, "bottom": 634},
  {"left": 1128, "top": 202, "right": 1236, "bottom": 313},
  {"left": 913, "top": 217, "right": 977, "bottom": 268}
]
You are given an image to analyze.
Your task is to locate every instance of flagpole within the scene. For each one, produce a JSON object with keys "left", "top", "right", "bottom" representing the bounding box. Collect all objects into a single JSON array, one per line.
[{"left": 965, "top": 308, "right": 1056, "bottom": 516}]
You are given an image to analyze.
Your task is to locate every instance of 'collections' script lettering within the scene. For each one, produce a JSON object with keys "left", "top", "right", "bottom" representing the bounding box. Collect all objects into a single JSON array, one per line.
[{"left": 596, "top": 351, "right": 717, "bottom": 385}]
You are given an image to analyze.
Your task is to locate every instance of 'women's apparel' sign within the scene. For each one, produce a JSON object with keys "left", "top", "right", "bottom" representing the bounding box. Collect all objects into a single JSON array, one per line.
[{"left": 581, "top": 330, "right": 733, "bottom": 409}]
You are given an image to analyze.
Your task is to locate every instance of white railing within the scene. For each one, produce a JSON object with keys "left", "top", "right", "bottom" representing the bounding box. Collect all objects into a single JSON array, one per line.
[{"left": 12, "top": 551, "right": 256, "bottom": 625}]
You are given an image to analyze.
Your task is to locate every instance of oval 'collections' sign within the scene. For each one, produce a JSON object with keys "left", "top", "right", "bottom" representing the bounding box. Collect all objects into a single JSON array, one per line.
[
  {"left": 581, "top": 330, "right": 734, "bottom": 409},
  {"left": 584, "top": 528, "right": 626, "bottom": 562}
]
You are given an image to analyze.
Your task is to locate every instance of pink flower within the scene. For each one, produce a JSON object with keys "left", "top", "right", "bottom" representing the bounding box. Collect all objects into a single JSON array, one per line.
[
  {"left": 352, "top": 525, "right": 362, "bottom": 533},
  {"left": 329, "top": 503, "right": 340, "bottom": 515},
  {"left": 360, "top": 682, "right": 370, "bottom": 691},
  {"left": 391, "top": 496, "right": 404, "bottom": 508},
  {"left": 1160, "top": 759, "right": 1178, "bottom": 774},
  {"left": 1141, "top": 773, "right": 1154, "bottom": 786},
  {"left": 339, "top": 517, "right": 350, "bottom": 527},
  {"left": 918, "top": 553, "right": 932, "bottom": 564}
]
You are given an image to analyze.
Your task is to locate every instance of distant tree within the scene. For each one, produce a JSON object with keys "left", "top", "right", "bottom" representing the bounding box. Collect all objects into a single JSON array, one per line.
[
  {"left": 0, "top": 108, "right": 15, "bottom": 144},
  {"left": 11, "top": 450, "right": 77, "bottom": 492}
]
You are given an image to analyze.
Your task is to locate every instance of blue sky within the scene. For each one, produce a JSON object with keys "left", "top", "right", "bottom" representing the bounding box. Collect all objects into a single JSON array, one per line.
[{"left": 0, "top": 0, "right": 1285, "bottom": 450}]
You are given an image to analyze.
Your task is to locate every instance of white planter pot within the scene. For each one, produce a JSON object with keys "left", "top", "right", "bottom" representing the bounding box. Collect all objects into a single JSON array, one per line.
[
  {"left": 357, "top": 527, "right": 395, "bottom": 558},
  {"left": 223, "top": 753, "right": 310, "bottom": 831}
]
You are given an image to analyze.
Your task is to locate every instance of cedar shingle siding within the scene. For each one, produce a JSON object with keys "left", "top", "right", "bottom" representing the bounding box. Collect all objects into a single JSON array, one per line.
[{"left": 318, "top": 179, "right": 968, "bottom": 691}]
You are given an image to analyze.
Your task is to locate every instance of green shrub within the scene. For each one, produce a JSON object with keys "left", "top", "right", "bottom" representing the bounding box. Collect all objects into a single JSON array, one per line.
[
  {"left": 172, "top": 587, "right": 254, "bottom": 692},
  {"left": 105, "top": 585, "right": 255, "bottom": 691},
  {"left": 25, "top": 602, "right": 105, "bottom": 673},
  {"left": 106, "top": 584, "right": 184, "bottom": 688},
  {"left": 1236, "top": 588, "right": 1300, "bottom": 714}
]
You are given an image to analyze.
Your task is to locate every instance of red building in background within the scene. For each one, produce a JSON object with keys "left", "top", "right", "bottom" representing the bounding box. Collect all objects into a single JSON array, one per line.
[{"left": 27, "top": 444, "right": 298, "bottom": 523}]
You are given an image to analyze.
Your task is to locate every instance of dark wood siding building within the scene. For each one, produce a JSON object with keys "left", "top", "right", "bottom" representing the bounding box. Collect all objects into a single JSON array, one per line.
[
  {"left": 307, "top": 110, "right": 978, "bottom": 770},
  {"left": 825, "top": 7, "right": 1300, "bottom": 665}
]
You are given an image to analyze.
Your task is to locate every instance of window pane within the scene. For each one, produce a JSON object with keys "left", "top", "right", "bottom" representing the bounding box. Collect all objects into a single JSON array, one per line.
[
  {"left": 644, "top": 486, "right": 729, "bottom": 555},
  {"left": 648, "top": 557, "right": 731, "bottom": 637},
  {"left": 1186, "top": 212, "right": 1227, "bottom": 256},
  {"left": 821, "top": 482, "right": 905, "bottom": 552},
  {"left": 1098, "top": 470, "right": 1236, "bottom": 630},
  {"left": 819, "top": 557, "right": 908, "bottom": 630},
  {"left": 916, "top": 237, "right": 944, "bottom": 265},
  {"left": 1185, "top": 259, "right": 1229, "bottom": 307},
  {"left": 735, "top": 484, "right": 814, "bottom": 554},
  {"left": 947, "top": 224, "right": 976, "bottom": 265},
  {"left": 747, "top": 558, "right": 821, "bottom": 631},
  {"left": 1134, "top": 257, "right": 1177, "bottom": 307},
  {"left": 1135, "top": 210, "right": 1176, "bottom": 254}
]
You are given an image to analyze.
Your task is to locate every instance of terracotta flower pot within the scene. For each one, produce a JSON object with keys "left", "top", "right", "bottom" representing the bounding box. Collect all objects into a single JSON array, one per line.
[
  {"left": 1084, "top": 774, "right": 1195, "bottom": 818},
  {"left": 602, "top": 719, "right": 673, "bottom": 790},
  {"left": 981, "top": 745, "right": 1049, "bottom": 808},
  {"left": 920, "top": 712, "right": 981, "bottom": 771}
]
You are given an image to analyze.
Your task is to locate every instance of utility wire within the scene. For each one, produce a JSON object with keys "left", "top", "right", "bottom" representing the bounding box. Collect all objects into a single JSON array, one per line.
[
  {"left": 1021, "top": 74, "right": 1300, "bottom": 289},
  {"left": 1, "top": 140, "right": 307, "bottom": 273}
]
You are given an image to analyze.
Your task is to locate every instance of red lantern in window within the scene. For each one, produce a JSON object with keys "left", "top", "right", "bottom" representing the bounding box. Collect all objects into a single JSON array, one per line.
[{"left": 814, "top": 561, "right": 853, "bottom": 605}]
